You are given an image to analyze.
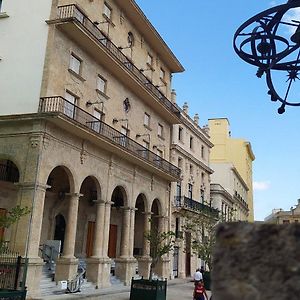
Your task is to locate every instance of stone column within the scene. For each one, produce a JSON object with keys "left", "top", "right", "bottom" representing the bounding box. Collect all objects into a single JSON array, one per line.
[
  {"left": 128, "top": 207, "right": 137, "bottom": 258},
  {"left": 55, "top": 193, "right": 81, "bottom": 282},
  {"left": 103, "top": 201, "right": 113, "bottom": 258},
  {"left": 115, "top": 207, "right": 137, "bottom": 285},
  {"left": 13, "top": 183, "right": 48, "bottom": 298},
  {"left": 155, "top": 216, "right": 170, "bottom": 279},
  {"left": 138, "top": 212, "right": 152, "bottom": 278},
  {"left": 86, "top": 199, "right": 111, "bottom": 288},
  {"left": 120, "top": 207, "right": 131, "bottom": 258}
]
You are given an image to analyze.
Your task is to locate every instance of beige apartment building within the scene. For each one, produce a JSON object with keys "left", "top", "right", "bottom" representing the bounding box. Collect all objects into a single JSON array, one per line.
[
  {"left": 208, "top": 118, "right": 255, "bottom": 221},
  {"left": 210, "top": 163, "right": 249, "bottom": 221},
  {"left": 264, "top": 199, "right": 300, "bottom": 224},
  {"left": 0, "top": 0, "right": 184, "bottom": 297},
  {"left": 168, "top": 101, "right": 217, "bottom": 278}
]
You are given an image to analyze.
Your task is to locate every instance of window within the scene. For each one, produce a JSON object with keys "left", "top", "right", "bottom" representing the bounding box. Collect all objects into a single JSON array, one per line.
[
  {"left": 64, "top": 91, "right": 77, "bottom": 118},
  {"left": 201, "top": 189, "right": 204, "bottom": 204},
  {"left": 190, "top": 164, "right": 193, "bottom": 174},
  {"left": 175, "top": 218, "right": 180, "bottom": 238},
  {"left": 201, "top": 145, "right": 205, "bottom": 158},
  {"left": 158, "top": 123, "right": 163, "bottom": 137},
  {"left": 118, "top": 126, "right": 129, "bottom": 147},
  {"left": 142, "top": 140, "right": 149, "bottom": 159},
  {"left": 127, "top": 32, "right": 135, "bottom": 47},
  {"left": 144, "top": 113, "right": 150, "bottom": 127},
  {"left": 90, "top": 109, "right": 103, "bottom": 132},
  {"left": 190, "top": 136, "right": 194, "bottom": 149},
  {"left": 147, "top": 53, "right": 153, "bottom": 67},
  {"left": 97, "top": 75, "right": 107, "bottom": 94},
  {"left": 188, "top": 184, "right": 193, "bottom": 199},
  {"left": 176, "top": 182, "right": 181, "bottom": 198},
  {"left": 160, "top": 68, "right": 165, "bottom": 81},
  {"left": 69, "top": 53, "right": 82, "bottom": 75},
  {"left": 103, "top": 2, "right": 112, "bottom": 20},
  {"left": 178, "top": 127, "right": 183, "bottom": 141}
]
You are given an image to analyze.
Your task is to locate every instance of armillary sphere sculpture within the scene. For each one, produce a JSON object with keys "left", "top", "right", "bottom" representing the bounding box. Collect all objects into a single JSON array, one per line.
[{"left": 234, "top": 0, "right": 300, "bottom": 114}]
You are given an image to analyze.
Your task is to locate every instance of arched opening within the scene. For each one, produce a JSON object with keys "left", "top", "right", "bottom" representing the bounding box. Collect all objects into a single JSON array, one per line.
[
  {"left": 76, "top": 176, "right": 99, "bottom": 258},
  {"left": 108, "top": 186, "right": 126, "bottom": 260},
  {"left": 133, "top": 194, "right": 146, "bottom": 257},
  {"left": 0, "top": 159, "right": 20, "bottom": 243},
  {"left": 54, "top": 214, "right": 66, "bottom": 253},
  {"left": 40, "top": 166, "right": 72, "bottom": 266}
]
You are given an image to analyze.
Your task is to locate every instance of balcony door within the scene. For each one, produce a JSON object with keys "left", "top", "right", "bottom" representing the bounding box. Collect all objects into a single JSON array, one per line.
[{"left": 64, "top": 91, "right": 76, "bottom": 119}]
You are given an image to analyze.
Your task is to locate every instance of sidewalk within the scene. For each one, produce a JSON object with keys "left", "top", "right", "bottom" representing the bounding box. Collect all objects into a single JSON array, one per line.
[{"left": 37, "top": 278, "right": 212, "bottom": 300}]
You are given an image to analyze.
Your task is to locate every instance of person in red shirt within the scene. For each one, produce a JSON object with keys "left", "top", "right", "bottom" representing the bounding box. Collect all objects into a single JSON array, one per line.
[{"left": 193, "top": 280, "right": 208, "bottom": 300}]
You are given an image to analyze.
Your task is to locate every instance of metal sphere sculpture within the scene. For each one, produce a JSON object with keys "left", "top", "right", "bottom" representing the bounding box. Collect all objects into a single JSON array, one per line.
[{"left": 234, "top": 0, "right": 300, "bottom": 114}]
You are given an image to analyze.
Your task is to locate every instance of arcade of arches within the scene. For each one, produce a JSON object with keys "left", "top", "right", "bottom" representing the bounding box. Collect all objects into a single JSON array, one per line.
[{"left": 0, "top": 122, "right": 172, "bottom": 297}]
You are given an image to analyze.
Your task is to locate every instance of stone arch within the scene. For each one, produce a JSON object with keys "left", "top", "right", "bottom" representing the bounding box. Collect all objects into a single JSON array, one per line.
[
  {"left": 75, "top": 176, "right": 102, "bottom": 257},
  {"left": 40, "top": 165, "right": 75, "bottom": 253}
]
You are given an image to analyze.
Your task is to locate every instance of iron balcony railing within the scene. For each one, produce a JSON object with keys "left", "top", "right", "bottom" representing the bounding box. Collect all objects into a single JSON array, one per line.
[
  {"left": 54, "top": 4, "right": 180, "bottom": 118},
  {"left": 174, "top": 196, "right": 219, "bottom": 218},
  {"left": 38, "top": 96, "right": 180, "bottom": 179}
]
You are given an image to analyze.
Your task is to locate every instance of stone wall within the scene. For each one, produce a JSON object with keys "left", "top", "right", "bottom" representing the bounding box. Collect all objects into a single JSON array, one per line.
[{"left": 212, "top": 222, "right": 300, "bottom": 300}]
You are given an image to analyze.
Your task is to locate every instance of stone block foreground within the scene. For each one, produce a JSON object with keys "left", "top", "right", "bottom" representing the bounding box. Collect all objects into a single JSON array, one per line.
[{"left": 212, "top": 222, "right": 300, "bottom": 300}]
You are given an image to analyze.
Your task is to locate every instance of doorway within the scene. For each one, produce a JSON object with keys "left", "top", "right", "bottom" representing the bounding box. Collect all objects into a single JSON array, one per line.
[{"left": 54, "top": 214, "right": 66, "bottom": 253}]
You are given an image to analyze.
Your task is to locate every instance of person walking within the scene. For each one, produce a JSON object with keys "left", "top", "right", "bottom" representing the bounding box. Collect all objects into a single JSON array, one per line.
[
  {"left": 193, "top": 268, "right": 203, "bottom": 285},
  {"left": 193, "top": 280, "right": 208, "bottom": 300}
]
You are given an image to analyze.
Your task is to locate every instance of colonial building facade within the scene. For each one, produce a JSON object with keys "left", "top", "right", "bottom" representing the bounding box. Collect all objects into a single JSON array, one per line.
[
  {"left": 0, "top": 0, "right": 184, "bottom": 297},
  {"left": 169, "top": 100, "right": 216, "bottom": 279}
]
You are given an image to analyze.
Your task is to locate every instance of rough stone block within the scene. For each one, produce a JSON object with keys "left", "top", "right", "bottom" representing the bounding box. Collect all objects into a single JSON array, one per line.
[{"left": 212, "top": 222, "right": 300, "bottom": 300}]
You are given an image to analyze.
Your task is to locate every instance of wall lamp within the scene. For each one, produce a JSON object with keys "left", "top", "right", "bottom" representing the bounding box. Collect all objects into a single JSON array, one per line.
[
  {"left": 118, "top": 46, "right": 132, "bottom": 50},
  {"left": 140, "top": 67, "right": 153, "bottom": 72},
  {"left": 153, "top": 144, "right": 165, "bottom": 149},
  {"left": 93, "top": 20, "right": 109, "bottom": 26},
  {"left": 86, "top": 100, "right": 103, "bottom": 107},
  {"left": 136, "top": 133, "right": 150, "bottom": 141},
  {"left": 155, "top": 84, "right": 166, "bottom": 88},
  {"left": 112, "top": 118, "right": 128, "bottom": 124}
]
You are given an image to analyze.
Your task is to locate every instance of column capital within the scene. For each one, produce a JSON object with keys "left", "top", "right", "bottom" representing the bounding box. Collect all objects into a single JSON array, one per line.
[
  {"left": 105, "top": 201, "right": 114, "bottom": 206},
  {"left": 121, "top": 206, "right": 137, "bottom": 211},
  {"left": 93, "top": 199, "right": 106, "bottom": 205},
  {"left": 142, "top": 211, "right": 153, "bottom": 216},
  {"left": 15, "top": 182, "right": 51, "bottom": 192},
  {"left": 65, "top": 192, "right": 84, "bottom": 198}
]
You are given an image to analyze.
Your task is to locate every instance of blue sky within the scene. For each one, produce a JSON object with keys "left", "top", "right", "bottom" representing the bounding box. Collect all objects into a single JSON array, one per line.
[{"left": 136, "top": 0, "right": 300, "bottom": 221}]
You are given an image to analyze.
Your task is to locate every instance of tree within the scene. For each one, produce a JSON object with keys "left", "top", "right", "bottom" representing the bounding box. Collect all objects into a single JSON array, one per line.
[
  {"left": 144, "top": 218, "right": 176, "bottom": 280},
  {"left": 0, "top": 205, "right": 30, "bottom": 252},
  {"left": 182, "top": 210, "right": 220, "bottom": 270}
]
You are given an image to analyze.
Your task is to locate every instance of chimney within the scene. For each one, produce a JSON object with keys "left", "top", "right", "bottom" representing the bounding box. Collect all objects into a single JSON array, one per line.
[
  {"left": 171, "top": 89, "right": 176, "bottom": 104},
  {"left": 183, "top": 102, "right": 188, "bottom": 114},
  {"left": 194, "top": 113, "right": 199, "bottom": 125}
]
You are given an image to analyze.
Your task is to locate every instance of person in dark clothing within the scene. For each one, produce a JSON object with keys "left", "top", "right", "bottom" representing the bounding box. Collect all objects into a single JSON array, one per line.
[{"left": 193, "top": 280, "right": 208, "bottom": 300}]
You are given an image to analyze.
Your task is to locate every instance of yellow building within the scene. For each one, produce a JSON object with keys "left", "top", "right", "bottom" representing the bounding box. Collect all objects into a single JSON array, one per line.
[{"left": 208, "top": 118, "right": 255, "bottom": 221}]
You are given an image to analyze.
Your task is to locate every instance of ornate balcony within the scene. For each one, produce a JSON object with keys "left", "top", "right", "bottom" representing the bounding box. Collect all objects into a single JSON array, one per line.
[
  {"left": 38, "top": 96, "right": 180, "bottom": 180},
  {"left": 47, "top": 4, "right": 181, "bottom": 124},
  {"left": 174, "top": 196, "right": 219, "bottom": 218}
]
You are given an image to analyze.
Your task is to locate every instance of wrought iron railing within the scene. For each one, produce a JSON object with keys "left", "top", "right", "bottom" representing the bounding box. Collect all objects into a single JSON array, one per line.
[
  {"left": 0, "top": 248, "right": 23, "bottom": 291},
  {"left": 0, "top": 163, "right": 19, "bottom": 183},
  {"left": 174, "top": 196, "right": 219, "bottom": 218},
  {"left": 53, "top": 4, "right": 180, "bottom": 117},
  {"left": 38, "top": 96, "right": 180, "bottom": 179}
]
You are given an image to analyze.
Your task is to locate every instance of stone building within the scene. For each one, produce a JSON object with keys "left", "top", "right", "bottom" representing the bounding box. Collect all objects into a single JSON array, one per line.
[
  {"left": 169, "top": 100, "right": 217, "bottom": 278},
  {"left": 208, "top": 118, "right": 255, "bottom": 221},
  {"left": 210, "top": 163, "right": 249, "bottom": 221},
  {"left": 0, "top": 0, "right": 184, "bottom": 297},
  {"left": 264, "top": 199, "right": 300, "bottom": 224}
]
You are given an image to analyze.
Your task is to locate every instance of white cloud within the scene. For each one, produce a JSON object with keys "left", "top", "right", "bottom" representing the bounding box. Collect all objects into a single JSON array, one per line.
[{"left": 253, "top": 181, "right": 271, "bottom": 191}]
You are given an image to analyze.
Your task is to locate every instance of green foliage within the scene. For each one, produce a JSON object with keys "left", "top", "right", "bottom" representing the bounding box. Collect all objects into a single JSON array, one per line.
[
  {"left": 183, "top": 211, "right": 220, "bottom": 270},
  {"left": 144, "top": 218, "right": 176, "bottom": 280},
  {"left": 0, "top": 206, "right": 30, "bottom": 229}
]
